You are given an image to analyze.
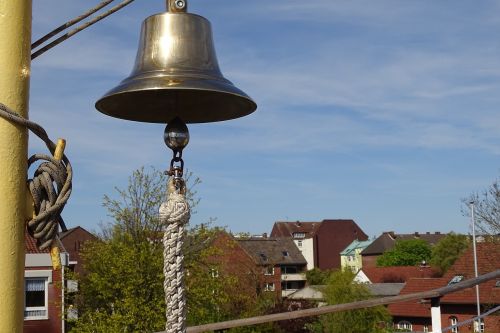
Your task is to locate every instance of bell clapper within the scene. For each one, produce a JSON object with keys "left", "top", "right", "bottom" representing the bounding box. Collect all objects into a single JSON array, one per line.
[{"left": 164, "top": 117, "right": 190, "bottom": 190}]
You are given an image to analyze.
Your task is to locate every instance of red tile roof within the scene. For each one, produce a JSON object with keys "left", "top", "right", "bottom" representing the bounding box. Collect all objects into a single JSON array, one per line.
[
  {"left": 388, "top": 278, "right": 445, "bottom": 317},
  {"left": 388, "top": 242, "right": 500, "bottom": 317},
  {"left": 362, "top": 266, "right": 439, "bottom": 283},
  {"left": 25, "top": 231, "right": 50, "bottom": 254},
  {"left": 441, "top": 242, "right": 500, "bottom": 304},
  {"left": 271, "top": 221, "right": 322, "bottom": 239}
]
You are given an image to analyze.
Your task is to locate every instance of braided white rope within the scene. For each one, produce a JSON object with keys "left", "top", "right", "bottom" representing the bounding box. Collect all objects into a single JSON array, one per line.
[{"left": 160, "top": 178, "right": 191, "bottom": 333}]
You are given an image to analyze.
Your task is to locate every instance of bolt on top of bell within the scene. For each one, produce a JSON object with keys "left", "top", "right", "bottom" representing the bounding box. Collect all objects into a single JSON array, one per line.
[{"left": 95, "top": 0, "right": 257, "bottom": 124}]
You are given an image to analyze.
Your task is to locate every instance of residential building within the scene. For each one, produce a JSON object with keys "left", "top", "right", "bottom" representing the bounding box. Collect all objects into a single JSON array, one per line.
[
  {"left": 271, "top": 219, "right": 368, "bottom": 270},
  {"left": 209, "top": 232, "right": 262, "bottom": 299},
  {"left": 59, "top": 226, "right": 97, "bottom": 276},
  {"left": 236, "top": 236, "right": 308, "bottom": 298},
  {"left": 24, "top": 233, "right": 68, "bottom": 333},
  {"left": 340, "top": 239, "right": 373, "bottom": 273},
  {"left": 388, "top": 242, "right": 500, "bottom": 333},
  {"left": 361, "top": 231, "right": 446, "bottom": 268}
]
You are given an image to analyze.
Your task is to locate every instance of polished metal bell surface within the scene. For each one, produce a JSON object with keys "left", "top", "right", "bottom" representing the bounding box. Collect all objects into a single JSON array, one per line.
[{"left": 95, "top": 12, "right": 257, "bottom": 123}]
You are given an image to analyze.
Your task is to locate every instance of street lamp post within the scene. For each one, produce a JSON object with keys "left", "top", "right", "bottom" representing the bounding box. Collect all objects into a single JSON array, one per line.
[{"left": 470, "top": 201, "right": 481, "bottom": 332}]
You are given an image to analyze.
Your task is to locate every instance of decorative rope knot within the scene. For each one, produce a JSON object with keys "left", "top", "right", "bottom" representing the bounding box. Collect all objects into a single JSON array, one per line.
[
  {"left": 160, "top": 177, "right": 191, "bottom": 333},
  {"left": 27, "top": 154, "right": 72, "bottom": 250},
  {"left": 0, "top": 102, "right": 72, "bottom": 251}
]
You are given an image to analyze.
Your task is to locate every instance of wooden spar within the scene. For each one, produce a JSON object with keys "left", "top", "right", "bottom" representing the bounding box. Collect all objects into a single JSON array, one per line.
[{"left": 156, "top": 269, "right": 500, "bottom": 333}]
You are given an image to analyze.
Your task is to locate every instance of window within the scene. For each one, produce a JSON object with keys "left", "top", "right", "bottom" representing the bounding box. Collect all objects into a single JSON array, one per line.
[
  {"left": 25, "top": 278, "right": 48, "bottom": 320},
  {"left": 264, "top": 266, "right": 274, "bottom": 275},
  {"left": 210, "top": 268, "right": 219, "bottom": 278},
  {"left": 282, "top": 251, "right": 289, "bottom": 257},
  {"left": 423, "top": 324, "right": 429, "bottom": 332},
  {"left": 259, "top": 253, "right": 268, "bottom": 262},
  {"left": 450, "top": 316, "right": 458, "bottom": 333},
  {"left": 264, "top": 282, "right": 275, "bottom": 292},
  {"left": 297, "top": 240, "right": 303, "bottom": 247},
  {"left": 292, "top": 232, "right": 305, "bottom": 239},
  {"left": 474, "top": 320, "right": 485, "bottom": 333},
  {"left": 282, "top": 266, "right": 298, "bottom": 274},
  {"left": 396, "top": 320, "right": 412, "bottom": 331},
  {"left": 448, "top": 275, "right": 464, "bottom": 285}
]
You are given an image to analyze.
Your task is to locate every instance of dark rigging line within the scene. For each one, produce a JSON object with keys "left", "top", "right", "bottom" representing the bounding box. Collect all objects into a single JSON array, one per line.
[
  {"left": 31, "top": 0, "right": 115, "bottom": 50},
  {"left": 31, "top": 0, "right": 136, "bottom": 60}
]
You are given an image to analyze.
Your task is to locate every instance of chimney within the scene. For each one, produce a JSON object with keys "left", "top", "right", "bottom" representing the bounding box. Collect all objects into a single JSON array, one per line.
[
  {"left": 435, "top": 232, "right": 441, "bottom": 235},
  {"left": 414, "top": 232, "right": 419, "bottom": 237},
  {"left": 262, "top": 233, "right": 267, "bottom": 238}
]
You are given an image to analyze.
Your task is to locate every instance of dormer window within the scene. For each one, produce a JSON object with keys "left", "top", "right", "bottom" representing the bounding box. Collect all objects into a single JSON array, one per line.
[
  {"left": 448, "top": 275, "right": 464, "bottom": 285},
  {"left": 282, "top": 251, "right": 289, "bottom": 257},
  {"left": 259, "top": 253, "right": 268, "bottom": 262},
  {"left": 293, "top": 232, "right": 305, "bottom": 239}
]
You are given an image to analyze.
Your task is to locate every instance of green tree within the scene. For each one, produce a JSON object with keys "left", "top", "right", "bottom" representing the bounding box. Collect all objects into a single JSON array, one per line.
[
  {"left": 70, "top": 167, "right": 267, "bottom": 332},
  {"left": 430, "top": 232, "right": 470, "bottom": 274},
  {"left": 71, "top": 232, "right": 165, "bottom": 333},
  {"left": 307, "top": 269, "right": 391, "bottom": 333},
  {"left": 462, "top": 176, "right": 500, "bottom": 235},
  {"left": 377, "top": 239, "right": 431, "bottom": 267},
  {"left": 306, "top": 268, "right": 332, "bottom": 285}
]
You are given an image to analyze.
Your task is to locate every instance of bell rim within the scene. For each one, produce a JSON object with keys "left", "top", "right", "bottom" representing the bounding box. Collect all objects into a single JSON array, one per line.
[{"left": 95, "top": 84, "right": 257, "bottom": 124}]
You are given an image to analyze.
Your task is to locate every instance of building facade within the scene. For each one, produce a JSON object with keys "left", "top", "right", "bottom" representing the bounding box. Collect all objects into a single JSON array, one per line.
[
  {"left": 340, "top": 239, "right": 373, "bottom": 273},
  {"left": 271, "top": 219, "right": 368, "bottom": 271},
  {"left": 24, "top": 233, "right": 68, "bottom": 333}
]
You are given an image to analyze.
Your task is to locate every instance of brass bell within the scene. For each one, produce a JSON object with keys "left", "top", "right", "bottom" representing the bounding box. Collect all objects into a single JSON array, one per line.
[{"left": 95, "top": 6, "right": 257, "bottom": 123}]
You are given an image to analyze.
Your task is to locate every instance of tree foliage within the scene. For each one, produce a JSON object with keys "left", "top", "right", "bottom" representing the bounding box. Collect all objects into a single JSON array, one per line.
[
  {"left": 69, "top": 167, "right": 262, "bottom": 332},
  {"left": 377, "top": 239, "right": 431, "bottom": 267},
  {"left": 306, "top": 268, "right": 332, "bottom": 285},
  {"left": 462, "top": 176, "right": 500, "bottom": 235},
  {"left": 306, "top": 269, "right": 391, "bottom": 333},
  {"left": 430, "top": 232, "right": 470, "bottom": 274},
  {"left": 70, "top": 232, "right": 165, "bottom": 333},
  {"left": 100, "top": 166, "right": 200, "bottom": 243}
]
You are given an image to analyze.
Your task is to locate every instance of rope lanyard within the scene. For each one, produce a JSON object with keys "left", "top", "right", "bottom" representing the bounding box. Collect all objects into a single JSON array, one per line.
[
  {"left": 159, "top": 177, "right": 191, "bottom": 333},
  {"left": 0, "top": 103, "right": 72, "bottom": 252}
]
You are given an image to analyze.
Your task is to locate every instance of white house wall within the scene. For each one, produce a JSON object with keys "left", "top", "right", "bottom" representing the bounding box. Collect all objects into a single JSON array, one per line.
[{"left": 294, "top": 238, "right": 315, "bottom": 270}]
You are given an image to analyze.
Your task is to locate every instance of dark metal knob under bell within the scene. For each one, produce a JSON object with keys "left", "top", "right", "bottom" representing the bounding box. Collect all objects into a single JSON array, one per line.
[
  {"left": 164, "top": 117, "right": 189, "bottom": 152},
  {"left": 95, "top": 12, "right": 257, "bottom": 124}
]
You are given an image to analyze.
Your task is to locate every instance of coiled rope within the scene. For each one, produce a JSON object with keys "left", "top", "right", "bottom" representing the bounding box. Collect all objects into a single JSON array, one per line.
[
  {"left": 159, "top": 177, "right": 191, "bottom": 333},
  {"left": 0, "top": 103, "right": 72, "bottom": 250}
]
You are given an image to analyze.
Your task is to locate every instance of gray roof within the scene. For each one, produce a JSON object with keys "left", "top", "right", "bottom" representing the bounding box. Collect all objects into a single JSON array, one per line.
[
  {"left": 237, "top": 237, "right": 307, "bottom": 266},
  {"left": 287, "top": 285, "right": 325, "bottom": 300},
  {"left": 366, "top": 283, "right": 405, "bottom": 296},
  {"left": 285, "top": 283, "right": 404, "bottom": 301}
]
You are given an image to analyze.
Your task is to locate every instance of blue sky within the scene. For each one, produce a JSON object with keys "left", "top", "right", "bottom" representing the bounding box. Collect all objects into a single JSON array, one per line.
[{"left": 30, "top": 1, "right": 500, "bottom": 238}]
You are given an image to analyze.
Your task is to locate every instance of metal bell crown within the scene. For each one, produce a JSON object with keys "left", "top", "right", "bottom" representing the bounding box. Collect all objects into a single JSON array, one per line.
[{"left": 95, "top": 11, "right": 257, "bottom": 123}]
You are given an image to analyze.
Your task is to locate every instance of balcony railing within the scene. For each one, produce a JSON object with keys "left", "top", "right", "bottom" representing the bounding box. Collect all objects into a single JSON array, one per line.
[
  {"left": 281, "top": 273, "right": 306, "bottom": 281},
  {"left": 281, "top": 289, "right": 298, "bottom": 297}
]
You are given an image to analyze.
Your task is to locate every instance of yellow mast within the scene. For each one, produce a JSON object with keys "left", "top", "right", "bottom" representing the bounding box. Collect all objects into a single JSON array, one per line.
[{"left": 0, "top": 1, "right": 32, "bottom": 332}]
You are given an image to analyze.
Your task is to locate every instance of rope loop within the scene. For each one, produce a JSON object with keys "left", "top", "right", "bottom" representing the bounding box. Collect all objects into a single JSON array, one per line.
[
  {"left": 0, "top": 102, "right": 72, "bottom": 251},
  {"left": 27, "top": 153, "right": 72, "bottom": 250}
]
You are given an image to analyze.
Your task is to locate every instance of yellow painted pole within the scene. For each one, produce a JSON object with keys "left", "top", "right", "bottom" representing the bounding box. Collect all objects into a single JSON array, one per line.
[{"left": 0, "top": 1, "right": 32, "bottom": 332}]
